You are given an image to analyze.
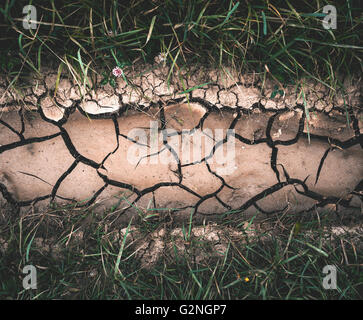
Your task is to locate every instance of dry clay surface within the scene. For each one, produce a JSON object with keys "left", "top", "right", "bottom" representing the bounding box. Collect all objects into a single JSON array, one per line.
[{"left": 0, "top": 65, "right": 362, "bottom": 219}]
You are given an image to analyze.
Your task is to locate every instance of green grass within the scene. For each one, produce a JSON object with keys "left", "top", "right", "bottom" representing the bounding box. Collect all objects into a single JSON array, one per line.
[
  {"left": 0, "top": 0, "right": 362, "bottom": 93},
  {"left": 0, "top": 203, "right": 362, "bottom": 300}
]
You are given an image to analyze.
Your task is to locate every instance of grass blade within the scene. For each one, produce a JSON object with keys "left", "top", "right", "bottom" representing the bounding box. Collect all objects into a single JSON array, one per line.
[{"left": 145, "top": 15, "right": 157, "bottom": 45}]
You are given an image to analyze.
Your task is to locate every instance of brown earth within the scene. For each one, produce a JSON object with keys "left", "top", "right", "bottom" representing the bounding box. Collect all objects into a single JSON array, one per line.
[{"left": 0, "top": 65, "right": 362, "bottom": 221}]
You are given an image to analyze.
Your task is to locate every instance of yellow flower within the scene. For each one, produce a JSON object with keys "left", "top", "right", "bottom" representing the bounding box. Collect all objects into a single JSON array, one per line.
[{"left": 244, "top": 277, "right": 250, "bottom": 282}]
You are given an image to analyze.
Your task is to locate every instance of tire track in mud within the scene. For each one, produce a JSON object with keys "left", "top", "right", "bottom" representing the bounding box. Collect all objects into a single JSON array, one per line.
[{"left": 0, "top": 68, "right": 362, "bottom": 219}]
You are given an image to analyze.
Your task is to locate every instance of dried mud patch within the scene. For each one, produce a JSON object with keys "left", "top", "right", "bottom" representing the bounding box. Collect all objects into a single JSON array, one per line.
[{"left": 0, "top": 66, "right": 362, "bottom": 221}]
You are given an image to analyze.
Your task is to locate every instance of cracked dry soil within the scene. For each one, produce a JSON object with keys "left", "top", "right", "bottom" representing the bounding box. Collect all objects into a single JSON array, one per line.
[{"left": 0, "top": 65, "right": 362, "bottom": 221}]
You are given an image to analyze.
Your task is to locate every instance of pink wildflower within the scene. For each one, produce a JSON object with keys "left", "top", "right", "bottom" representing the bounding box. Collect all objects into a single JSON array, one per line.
[{"left": 112, "top": 66, "right": 123, "bottom": 78}]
